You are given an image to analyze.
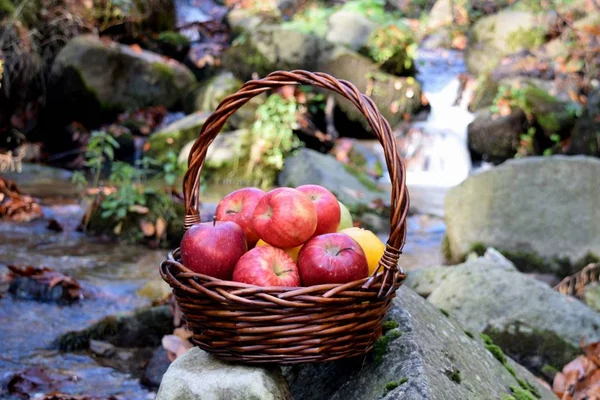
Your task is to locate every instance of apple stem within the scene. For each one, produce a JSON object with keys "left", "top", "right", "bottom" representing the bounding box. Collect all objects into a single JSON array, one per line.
[
  {"left": 336, "top": 247, "right": 354, "bottom": 256},
  {"left": 212, "top": 216, "right": 217, "bottom": 226},
  {"left": 277, "top": 269, "right": 294, "bottom": 276}
]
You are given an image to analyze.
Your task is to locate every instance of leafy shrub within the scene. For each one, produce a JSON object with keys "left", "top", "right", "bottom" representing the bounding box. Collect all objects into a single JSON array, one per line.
[
  {"left": 363, "top": 23, "right": 417, "bottom": 75},
  {"left": 72, "top": 131, "right": 186, "bottom": 246}
]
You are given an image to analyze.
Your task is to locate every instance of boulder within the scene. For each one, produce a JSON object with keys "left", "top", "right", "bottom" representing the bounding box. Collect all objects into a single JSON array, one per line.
[
  {"left": 467, "top": 108, "right": 528, "bottom": 162},
  {"left": 57, "top": 305, "right": 173, "bottom": 351},
  {"left": 226, "top": 7, "right": 281, "bottom": 34},
  {"left": 569, "top": 88, "right": 600, "bottom": 156},
  {"left": 444, "top": 156, "right": 600, "bottom": 274},
  {"left": 142, "top": 347, "right": 171, "bottom": 388},
  {"left": 146, "top": 112, "right": 210, "bottom": 162},
  {"left": 284, "top": 286, "right": 555, "bottom": 400},
  {"left": 221, "top": 25, "right": 424, "bottom": 128},
  {"left": 278, "top": 148, "right": 387, "bottom": 209},
  {"left": 426, "top": 0, "right": 453, "bottom": 30},
  {"left": 178, "top": 129, "right": 247, "bottom": 171},
  {"left": 426, "top": 255, "right": 600, "bottom": 374},
  {"left": 465, "top": 10, "right": 553, "bottom": 75},
  {"left": 405, "top": 248, "right": 516, "bottom": 297},
  {"left": 156, "top": 347, "right": 291, "bottom": 400},
  {"left": 326, "top": 10, "right": 376, "bottom": 50},
  {"left": 184, "top": 72, "right": 262, "bottom": 129},
  {"left": 48, "top": 35, "right": 195, "bottom": 127}
]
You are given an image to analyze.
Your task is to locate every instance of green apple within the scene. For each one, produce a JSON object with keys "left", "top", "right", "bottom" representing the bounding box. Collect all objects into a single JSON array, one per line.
[{"left": 337, "top": 201, "right": 353, "bottom": 231}]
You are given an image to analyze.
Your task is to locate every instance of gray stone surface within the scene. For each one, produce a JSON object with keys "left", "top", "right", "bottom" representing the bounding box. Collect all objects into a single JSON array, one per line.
[
  {"left": 178, "top": 129, "right": 248, "bottom": 170},
  {"left": 405, "top": 248, "right": 516, "bottom": 297},
  {"left": 222, "top": 25, "right": 424, "bottom": 128},
  {"left": 427, "top": 255, "right": 600, "bottom": 372},
  {"left": 184, "top": 72, "right": 263, "bottom": 129},
  {"left": 444, "top": 156, "right": 600, "bottom": 273},
  {"left": 326, "top": 10, "right": 376, "bottom": 50},
  {"left": 467, "top": 108, "right": 528, "bottom": 162},
  {"left": 156, "top": 347, "right": 291, "bottom": 400},
  {"left": 146, "top": 112, "right": 210, "bottom": 162},
  {"left": 465, "top": 10, "right": 554, "bottom": 75},
  {"left": 278, "top": 148, "right": 387, "bottom": 208},
  {"left": 50, "top": 35, "right": 195, "bottom": 115},
  {"left": 284, "top": 286, "right": 555, "bottom": 400}
]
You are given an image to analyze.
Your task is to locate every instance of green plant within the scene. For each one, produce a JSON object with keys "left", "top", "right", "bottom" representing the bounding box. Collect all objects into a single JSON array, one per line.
[
  {"left": 281, "top": 5, "right": 334, "bottom": 36},
  {"left": 518, "top": 127, "right": 537, "bottom": 157},
  {"left": 234, "top": 94, "right": 303, "bottom": 189},
  {"left": 158, "top": 31, "right": 190, "bottom": 47},
  {"left": 507, "top": 27, "right": 546, "bottom": 52},
  {"left": 364, "top": 23, "right": 417, "bottom": 75},
  {"left": 72, "top": 130, "right": 120, "bottom": 189},
  {"left": 341, "top": 0, "right": 397, "bottom": 24},
  {"left": 74, "top": 131, "right": 185, "bottom": 245}
]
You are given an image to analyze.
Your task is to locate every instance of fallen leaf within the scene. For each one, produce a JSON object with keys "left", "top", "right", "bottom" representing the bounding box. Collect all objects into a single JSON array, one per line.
[
  {"left": 129, "top": 205, "right": 150, "bottom": 214},
  {"left": 130, "top": 43, "right": 142, "bottom": 53},
  {"left": 140, "top": 220, "right": 155, "bottom": 237},
  {"left": 155, "top": 217, "right": 167, "bottom": 238},
  {"left": 162, "top": 334, "right": 192, "bottom": 362}
]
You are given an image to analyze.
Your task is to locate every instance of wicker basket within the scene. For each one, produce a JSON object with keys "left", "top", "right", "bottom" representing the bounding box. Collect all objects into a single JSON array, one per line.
[{"left": 160, "top": 70, "right": 410, "bottom": 365}]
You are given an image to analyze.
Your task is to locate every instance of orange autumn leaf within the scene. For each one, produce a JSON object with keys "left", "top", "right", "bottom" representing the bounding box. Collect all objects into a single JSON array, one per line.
[{"left": 554, "top": 342, "right": 600, "bottom": 399}]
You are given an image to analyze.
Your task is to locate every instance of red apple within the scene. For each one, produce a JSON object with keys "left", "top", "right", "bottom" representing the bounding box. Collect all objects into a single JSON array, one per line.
[
  {"left": 252, "top": 187, "right": 317, "bottom": 248},
  {"left": 297, "top": 233, "right": 368, "bottom": 286},
  {"left": 233, "top": 246, "right": 300, "bottom": 287},
  {"left": 180, "top": 220, "right": 247, "bottom": 279},
  {"left": 216, "top": 187, "right": 266, "bottom": 247},
  {"left": 296, "top": 184, "right": 341, "bottom": 236}
]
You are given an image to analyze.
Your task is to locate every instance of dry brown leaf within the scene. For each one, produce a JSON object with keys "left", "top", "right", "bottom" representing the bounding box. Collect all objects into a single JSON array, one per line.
[
  {"left": 139, "top": 220, "right": 155, "bottom": 237},
  {"left": 130, "top": 43, "right": 142, "bottom": 53},
  {"left": 162, "top": 334, "right": 192, "bottom": 362},
  {"left": 129, "top": 205, "right": 149, "bottom": 214},
  {"left": 155, "top": 217, "right": 166, "bottom": 239}
]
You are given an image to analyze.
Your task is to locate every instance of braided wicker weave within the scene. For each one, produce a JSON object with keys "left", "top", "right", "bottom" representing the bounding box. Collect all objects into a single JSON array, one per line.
[
  {"left": 555, "top": 263, "right": 600, "bottom": 298},
  {"left": 160, "top": 70, "right": 410, "bottom": 364}
]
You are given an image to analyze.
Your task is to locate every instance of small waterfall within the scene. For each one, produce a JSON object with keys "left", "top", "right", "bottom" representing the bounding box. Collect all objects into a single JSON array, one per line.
[
  {"left": 404, "top": 48, "right": 474, "bottom": 187},
  {"left": 398, "top": 48, "right": 475, "bottom": 216}
]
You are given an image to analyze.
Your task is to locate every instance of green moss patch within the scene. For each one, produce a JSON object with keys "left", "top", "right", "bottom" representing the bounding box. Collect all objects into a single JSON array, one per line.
[
  {"left": 484, "top": 322, "right": 580, "bottom": 378},
  {"left": 481, "top": 333, "right": 541, "bottom": 399},
  {"left": 373, "top": 329, "right": 403, "bottom": 364}
]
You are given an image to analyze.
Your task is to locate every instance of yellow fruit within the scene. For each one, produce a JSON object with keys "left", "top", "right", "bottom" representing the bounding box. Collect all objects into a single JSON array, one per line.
[
  {"left": 340, "top": 227, "right": 385, "bottom": 275},
  {"left": 256, "top": 239, "right": 302, "bottom": 262}
]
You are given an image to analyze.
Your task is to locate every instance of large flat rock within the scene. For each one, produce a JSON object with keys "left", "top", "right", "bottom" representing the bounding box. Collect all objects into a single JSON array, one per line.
[
  {"left": 284, "top": 286, "right": 555, "bottom": 400},
  {"left": 444, "top": 156, "right": 600, "bottom": 274},
  {"left": 426, "top": 254, "right": 600, "bottom": 374}
]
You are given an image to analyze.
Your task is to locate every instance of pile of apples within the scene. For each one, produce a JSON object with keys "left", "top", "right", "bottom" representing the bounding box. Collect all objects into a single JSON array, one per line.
[{"left": 180, "top": 185, "right": 386, "bottom": 287}]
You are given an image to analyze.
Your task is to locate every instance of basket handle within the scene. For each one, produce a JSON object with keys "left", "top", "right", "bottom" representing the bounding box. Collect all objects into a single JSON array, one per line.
[{"left": 182, "top": 70, "right": 409, "bottom": 294}]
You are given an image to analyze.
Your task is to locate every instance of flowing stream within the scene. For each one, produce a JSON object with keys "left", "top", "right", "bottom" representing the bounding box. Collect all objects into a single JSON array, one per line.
[{"left": 397, "top": 47, "right": 475, "bottom": 216}]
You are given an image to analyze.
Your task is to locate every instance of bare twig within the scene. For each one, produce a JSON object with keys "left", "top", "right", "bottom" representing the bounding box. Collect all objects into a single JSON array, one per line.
[{"left": 324, "top": 94, "right": 338, "bottom": 141}]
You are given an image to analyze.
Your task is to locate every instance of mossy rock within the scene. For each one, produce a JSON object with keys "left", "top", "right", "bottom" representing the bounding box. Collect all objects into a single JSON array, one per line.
[
  {"left": 184, "top": 72, "right": 264, "bottom": 129},
  {"left": 57, "top": 305, "right": 173, "bottom": 351},
  {"left": 484, "top": 322, "right": 581, "bottom": 376},
  {"left": 48, "top": 35, "right": 195, "bottom": 127},
  {"left": 283, "top": 286, "right": 556, "bottom": 400},
  {"left": 145, "top": 112, "right": 210, "bottom": 163},
  {"left": 426, "top": 255, "right": 600, "bottom": 376},
  {"left": 444, "top": 156, "right": 600, "bottom": 275},
  {"left": 222, "top": 25, "right": 425, "bottom": 128},
  {"left": 465, "top": 10, "right": 554, "bottom": 75}
]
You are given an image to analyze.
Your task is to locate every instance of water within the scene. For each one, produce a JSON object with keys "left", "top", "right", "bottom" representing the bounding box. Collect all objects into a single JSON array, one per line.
[
  {"left": 0, "top": 202, "right": 163, "bottom": 399},
  {"left": 395, "top": 47, "right": 476, "bottom": 216}
]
